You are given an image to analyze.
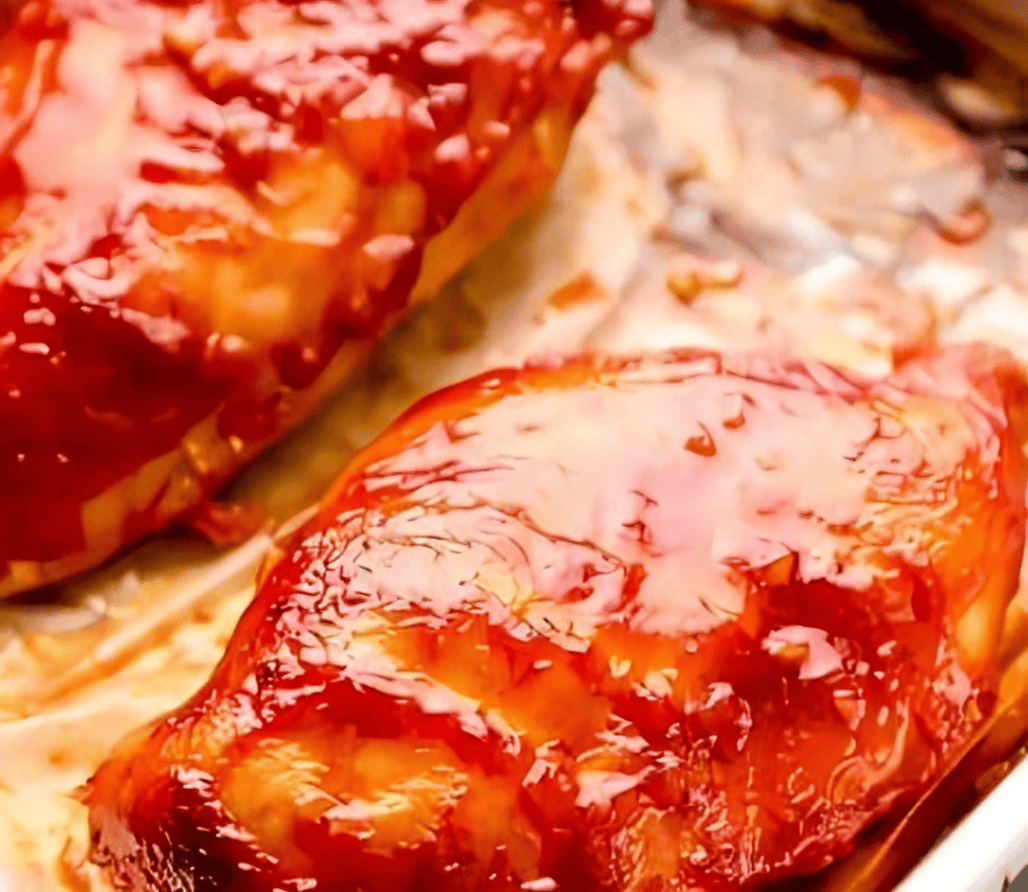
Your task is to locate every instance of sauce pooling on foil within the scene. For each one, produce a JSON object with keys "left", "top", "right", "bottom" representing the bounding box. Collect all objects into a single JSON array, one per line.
[{"left": 86, "top": 347, "right": 1028, "bottom": 891}]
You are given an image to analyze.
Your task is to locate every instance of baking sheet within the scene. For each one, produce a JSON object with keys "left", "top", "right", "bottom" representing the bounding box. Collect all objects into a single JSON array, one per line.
[
  {"left": 4, "top": 2, "right": 1028, "bottom": 888},
  {"left": 894, "top": 753, "right": 1028, "bottom": 892}
]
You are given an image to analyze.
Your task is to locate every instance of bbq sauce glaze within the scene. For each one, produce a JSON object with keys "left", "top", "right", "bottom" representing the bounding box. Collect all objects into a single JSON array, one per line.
[
  {"left": 0, "top": 0, "right": 651, "bottom": 570},
  {"left": 86, "top": 347, "right": 1028, "bottom": 891}
]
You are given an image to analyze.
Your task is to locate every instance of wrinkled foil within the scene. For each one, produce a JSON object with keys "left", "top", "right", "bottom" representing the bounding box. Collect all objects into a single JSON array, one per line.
[
  {"left": 3, "top": 3, "right": 1028, "bottom": 889},
  {"left": 691, "top": 0, "right": 1028, "bottom": 130}
]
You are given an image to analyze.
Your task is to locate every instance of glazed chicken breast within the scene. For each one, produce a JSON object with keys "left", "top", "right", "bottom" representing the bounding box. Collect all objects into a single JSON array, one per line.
[
  {"left": 0, "top": 0, "right": 651, "bottom": 596},
  {"left": 85, "top": 346, "right": 1028, "bottom": 891}
]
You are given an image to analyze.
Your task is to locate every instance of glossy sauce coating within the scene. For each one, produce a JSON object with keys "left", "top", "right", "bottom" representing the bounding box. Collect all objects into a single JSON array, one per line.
[
  {"left": 85, "top": 346, "right": 1028, "bottom": 891},
  {"left": 0, "top": 0, "right": 651, "bottom": 589}
]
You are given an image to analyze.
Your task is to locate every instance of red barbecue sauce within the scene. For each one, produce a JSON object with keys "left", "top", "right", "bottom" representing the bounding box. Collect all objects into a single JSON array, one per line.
[
  {"left": 0, "top": 0, "right": 651, "bottom": 565},
  {"left": 85, "top": 347, "right": 1028, "bottom": 891}
]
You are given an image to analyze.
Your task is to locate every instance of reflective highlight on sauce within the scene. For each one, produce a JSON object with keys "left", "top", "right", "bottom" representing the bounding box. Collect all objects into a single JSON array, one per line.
[{"left": 85, "top": 346, "right": 1028, "bottom": 891}]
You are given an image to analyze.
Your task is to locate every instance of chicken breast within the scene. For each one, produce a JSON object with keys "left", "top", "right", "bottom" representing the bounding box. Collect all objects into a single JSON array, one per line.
[
  {"left": 0, "top": 0, "right": 651, "bottom": 596},
  {"left": 84, "top": 345, "right": 1028, "bottom": 891}
]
